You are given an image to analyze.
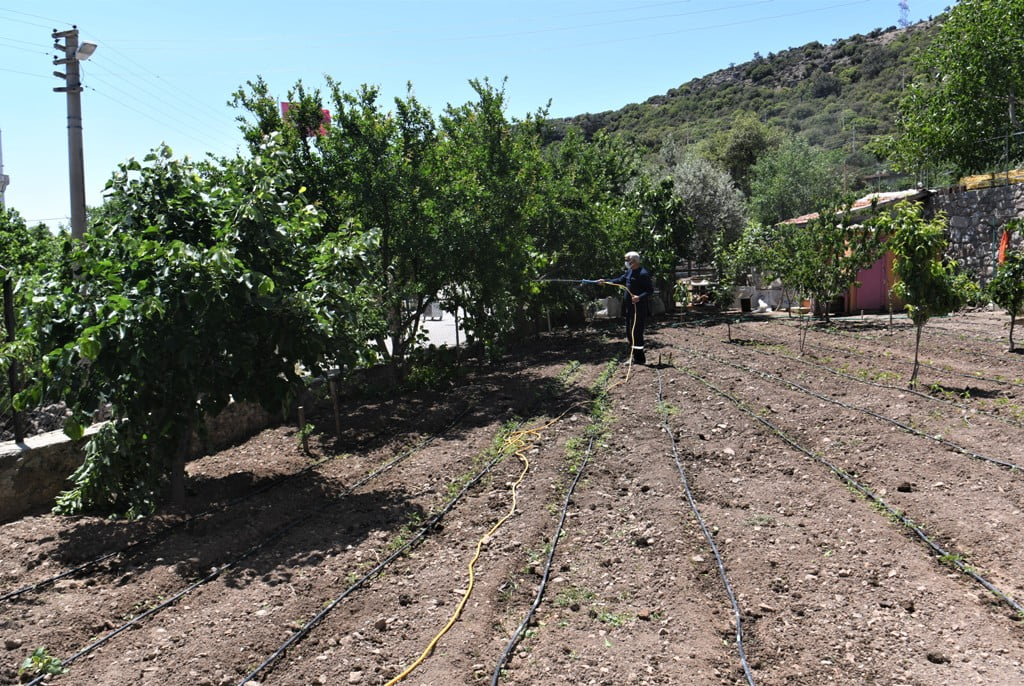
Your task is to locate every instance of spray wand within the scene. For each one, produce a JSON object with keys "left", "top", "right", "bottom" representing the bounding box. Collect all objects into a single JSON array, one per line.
[{"left": 535, "top": 278, "right": 640, "bottom": 375}]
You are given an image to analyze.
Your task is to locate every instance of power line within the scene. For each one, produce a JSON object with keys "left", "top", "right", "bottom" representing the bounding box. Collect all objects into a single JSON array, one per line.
[
  {"left": 0, "top": 7, "right": 69, "bottom": 30},
  {"left": 0, "top": 66, "right": 50, "bottom": 79},
  {"left": 411, "top": 0, "right": 777, "bottom": 45},
  {"left": 84, "top": 83, "right": 236, "bottom": 158},
  {"left": 0, "top": 32, "right": 51, "bottom": 48},
  {"left": 569, "top": 0, "right": 875, "bottom": 49},
  {"left": 84, "top": 55, "right": 238, "bottom": 137},
  {"left": 0, "top": 38, "right": 50, "bottom": 56},
  {"left": 78, "top": 30, "right": 241, "bottom": 131}
]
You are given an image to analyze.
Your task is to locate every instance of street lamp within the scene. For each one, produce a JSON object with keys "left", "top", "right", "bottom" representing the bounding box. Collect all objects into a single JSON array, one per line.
[
  {"left": 76, "top": 42, "right": 97, "bottom": 61},
  {"left": 52, "top": 26, "right": 96, "bottom": 238}
]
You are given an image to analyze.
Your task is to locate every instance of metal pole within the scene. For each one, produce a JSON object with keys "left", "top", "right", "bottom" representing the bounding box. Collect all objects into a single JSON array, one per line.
[{"left": 53, "top": 27, "right": 89, "bottom": 239}]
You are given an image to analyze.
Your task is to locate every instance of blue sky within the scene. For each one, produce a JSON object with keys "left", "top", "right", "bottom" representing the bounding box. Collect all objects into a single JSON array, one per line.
[{"left": 1, "top": 0, "right": 950, "bottom": 228}]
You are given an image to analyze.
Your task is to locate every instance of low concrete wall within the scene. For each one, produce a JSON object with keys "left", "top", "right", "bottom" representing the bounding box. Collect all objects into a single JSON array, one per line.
[
  {"left": 0, "top": 425, "right": 100, "bottom": 522},
  {"left": 0, "top": 401, "right": 277, "bottom": 523}
]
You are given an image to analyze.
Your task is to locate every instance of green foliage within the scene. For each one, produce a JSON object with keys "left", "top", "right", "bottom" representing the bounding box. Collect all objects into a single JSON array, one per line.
[
  {"left": 432, "top": 79, "right": 545, "bottom": 358},
  {"left": 234, "top": 77, "right": 443, "bottom": 378},
  {"left": 715, "top": 222, "right": 781, "bottom": 289},
  {"left": 548, "top": 21, "right": 939, "bottom": 193},
  {"left": 0, "top": 208, "right": 66, "bottom": 424},
  {"left": 875, "top": 201, "right": 968, "bottom": 383},
  {"left": 885, "top": 0, "right": 1024, "bottom": 176},
  {"left": 651, "top": 142, "right": 746, "bottom": 264},
  {"left": 748, "top": 136, "right": 842, "bottom": 225},
  {"left": 23, "top": 144, "right": 329, "bottom": 516},
  {"left": 988, "top": 224, "right": 1024, "bottom": 350},
  {"left": 695, "top": 111, "right": 784, "bottom": 196},
  {"left": 785, "top": 197, "right": 885, "bottom": 322},
  {"left": 18, "top": 75, "right": 694, "bottom": 516},
  {"left": 0, "top": 207, "right": 62, "bottom": 279},
  {"left": 18, "top": 647, "right": 67, "bottom": 678}
]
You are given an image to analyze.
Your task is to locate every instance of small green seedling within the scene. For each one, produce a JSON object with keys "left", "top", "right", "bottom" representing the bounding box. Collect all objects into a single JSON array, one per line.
[{"left": 19, "top": 647, "right": 67, "bottom": 678}]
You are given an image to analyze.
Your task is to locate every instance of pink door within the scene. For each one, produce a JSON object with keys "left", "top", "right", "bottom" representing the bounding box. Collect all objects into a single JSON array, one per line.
[{"left": 852, "top": 254, "right": 889, "bottom": 312}]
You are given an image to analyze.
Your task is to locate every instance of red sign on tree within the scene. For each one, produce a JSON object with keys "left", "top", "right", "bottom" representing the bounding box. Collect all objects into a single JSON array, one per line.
[{"left": 280, "top": 102, "right": 331, "bottom": 137}]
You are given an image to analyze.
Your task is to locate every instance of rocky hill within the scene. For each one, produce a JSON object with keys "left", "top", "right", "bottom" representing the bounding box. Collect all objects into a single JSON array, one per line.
[{"left": 548, "top": 18, "right": 940, "bottom": 189}]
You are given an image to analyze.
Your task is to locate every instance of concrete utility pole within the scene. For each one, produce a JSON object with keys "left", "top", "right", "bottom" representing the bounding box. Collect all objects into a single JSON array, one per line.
[{"left": 52, "top": 26, "right": 96, "bottom": 238}]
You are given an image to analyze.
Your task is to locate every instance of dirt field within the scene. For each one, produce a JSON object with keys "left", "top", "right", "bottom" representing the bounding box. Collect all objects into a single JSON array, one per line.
[{"left": 3, "top": 309, "right": 1024, "bottom": 686}]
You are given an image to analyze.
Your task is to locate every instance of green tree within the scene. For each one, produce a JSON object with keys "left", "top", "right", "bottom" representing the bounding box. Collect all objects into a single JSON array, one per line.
[
  {"left": 0, "top": 208, "right": 65, "bottom": 439},
  {"left": 885, "top": 0, "right": 1024, "bottom": 175},
  {"left": 790, "top": 199, "right": 884, "bottom": 324},
  {"left": 433, "top": 79, "right": 545, "bottom": 357},
  {"left": 713, "top": 221, "right": 784, "bottom": 301},
  {"left": 626, "top": 174, "right": 692, "bottom": 312},
  {"left": 0, "top": 208, "right": 61, "bottom": 278},
  {"left": 22, "top": 144, "right": 329, "bottom": 516},
  {"left": 233, "top": 77, "right": 445, "bottom": 380},
  {"left": 653, "top": 142, "right": 746, "bottom": 265},
  {"left": 875, "top": 201, "right": 968, "bottom": 385},
  {"left": 697, "top": 111, "right": 783, "bottom": 196},
  {"left": 528, "top": 129, "right": 640, "bottom": 320},
  {"left": 988, "top": 228, "right": 1024, "bottom": 351},
  {"left": 748, "top": 136, "right": 841, "bottom": 226}
]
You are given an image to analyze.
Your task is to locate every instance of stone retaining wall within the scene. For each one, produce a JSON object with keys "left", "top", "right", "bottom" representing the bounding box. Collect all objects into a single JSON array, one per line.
[
  {"left": 0, "top": 401, "right": 276, "bottom": 523},
  {"left": 927, "top": 183, "right": 1024, "bottom": 282}
]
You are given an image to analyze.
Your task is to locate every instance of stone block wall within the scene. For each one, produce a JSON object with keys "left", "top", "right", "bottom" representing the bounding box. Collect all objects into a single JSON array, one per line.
[
  {"left": 0, "top": 401, "right": 276, "bottom": 523},
  {"left": 0, "top": 426, "right": 100, "bottom": 522},
  {"left": 927, "top": 183, "right": 1024, "bottom": 282}
]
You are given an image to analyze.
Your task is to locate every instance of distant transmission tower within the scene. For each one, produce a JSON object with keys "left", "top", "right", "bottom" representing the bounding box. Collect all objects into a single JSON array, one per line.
[{"left": 898, "top": 0, "right": 910, "bottom": 28}]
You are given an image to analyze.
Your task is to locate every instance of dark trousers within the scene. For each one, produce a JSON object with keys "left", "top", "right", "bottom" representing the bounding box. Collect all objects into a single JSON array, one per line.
[{"left": 624, "top": 304, "right": 646, "bottom": 363}]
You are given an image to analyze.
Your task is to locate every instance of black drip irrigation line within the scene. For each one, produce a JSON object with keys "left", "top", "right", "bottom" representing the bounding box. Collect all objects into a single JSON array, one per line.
[
  {"left": 688, "top": 348, "right": 1024, "bottom": 473},
  {"left": 241, "top": 413, "right": 539, "bottom": 686},
  {"left": 490, "top": 435, "right": 596, "bottom": 685},
  {"left": 672, "top": 363, "right": 1024, "bottom": 619},
  {"left": 656, "top": 369, "right": 757, "bottom": 686},
  {"left": 767, "top": 318, "right": 1024, "bottom": 391},
  {"left": 824, "top": 320, "right": 1023, "bottom": 366},
  {"left": 248, "top": 365, "right": 612, "bottom": 685},
  {"left": 926, "top": 323, "right": 1014, "bottom": 347},
  {"left": 745, "top": 343, "right": 1024, "bottom": 432},
  {"left": 23, "top": 408, "right": 471, "bottom": 686},
  {"left": 0, "top": 430, "right": 371, "bottom": 605},
  {"left": 0, "top": 403, "right": 471, "bottom": 605}
]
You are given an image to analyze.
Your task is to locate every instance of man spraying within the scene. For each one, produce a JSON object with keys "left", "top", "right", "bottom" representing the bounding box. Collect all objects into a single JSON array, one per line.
[{"left": 598, "top": 251, "right": 652, "bottom": 365}]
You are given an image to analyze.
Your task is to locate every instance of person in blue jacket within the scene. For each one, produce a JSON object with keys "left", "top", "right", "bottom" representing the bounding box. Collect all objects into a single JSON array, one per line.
[{"left": 599, "top": 251, "right": 652, "bottom": 365}]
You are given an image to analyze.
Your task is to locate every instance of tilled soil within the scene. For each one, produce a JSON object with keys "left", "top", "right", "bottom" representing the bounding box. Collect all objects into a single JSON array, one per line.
[{"left": 3, "top": 310, "right": 1024, "bottom": 686}]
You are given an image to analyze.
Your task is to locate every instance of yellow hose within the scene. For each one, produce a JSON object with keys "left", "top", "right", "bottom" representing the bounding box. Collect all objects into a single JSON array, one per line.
[
  {"left": 385, "top": 282, "right": 639, "bottom": 683},
  {"left": 385, "top": 413, "right": 567, "bottom": 685}
]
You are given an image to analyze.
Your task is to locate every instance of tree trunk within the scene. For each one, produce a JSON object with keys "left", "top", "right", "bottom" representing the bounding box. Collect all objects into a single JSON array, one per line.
[
  {"left": 170, "top": 418, "right": 195, "bottom": 510},
  {"left": 3, "top": 278, "right": 25, "bottom": 441},
  {"left": 910, "top": 323, "right": 923, "bottom": 386},
  {"left": 1010, "top": 312, "right": 1017, "bottom": 353}
]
